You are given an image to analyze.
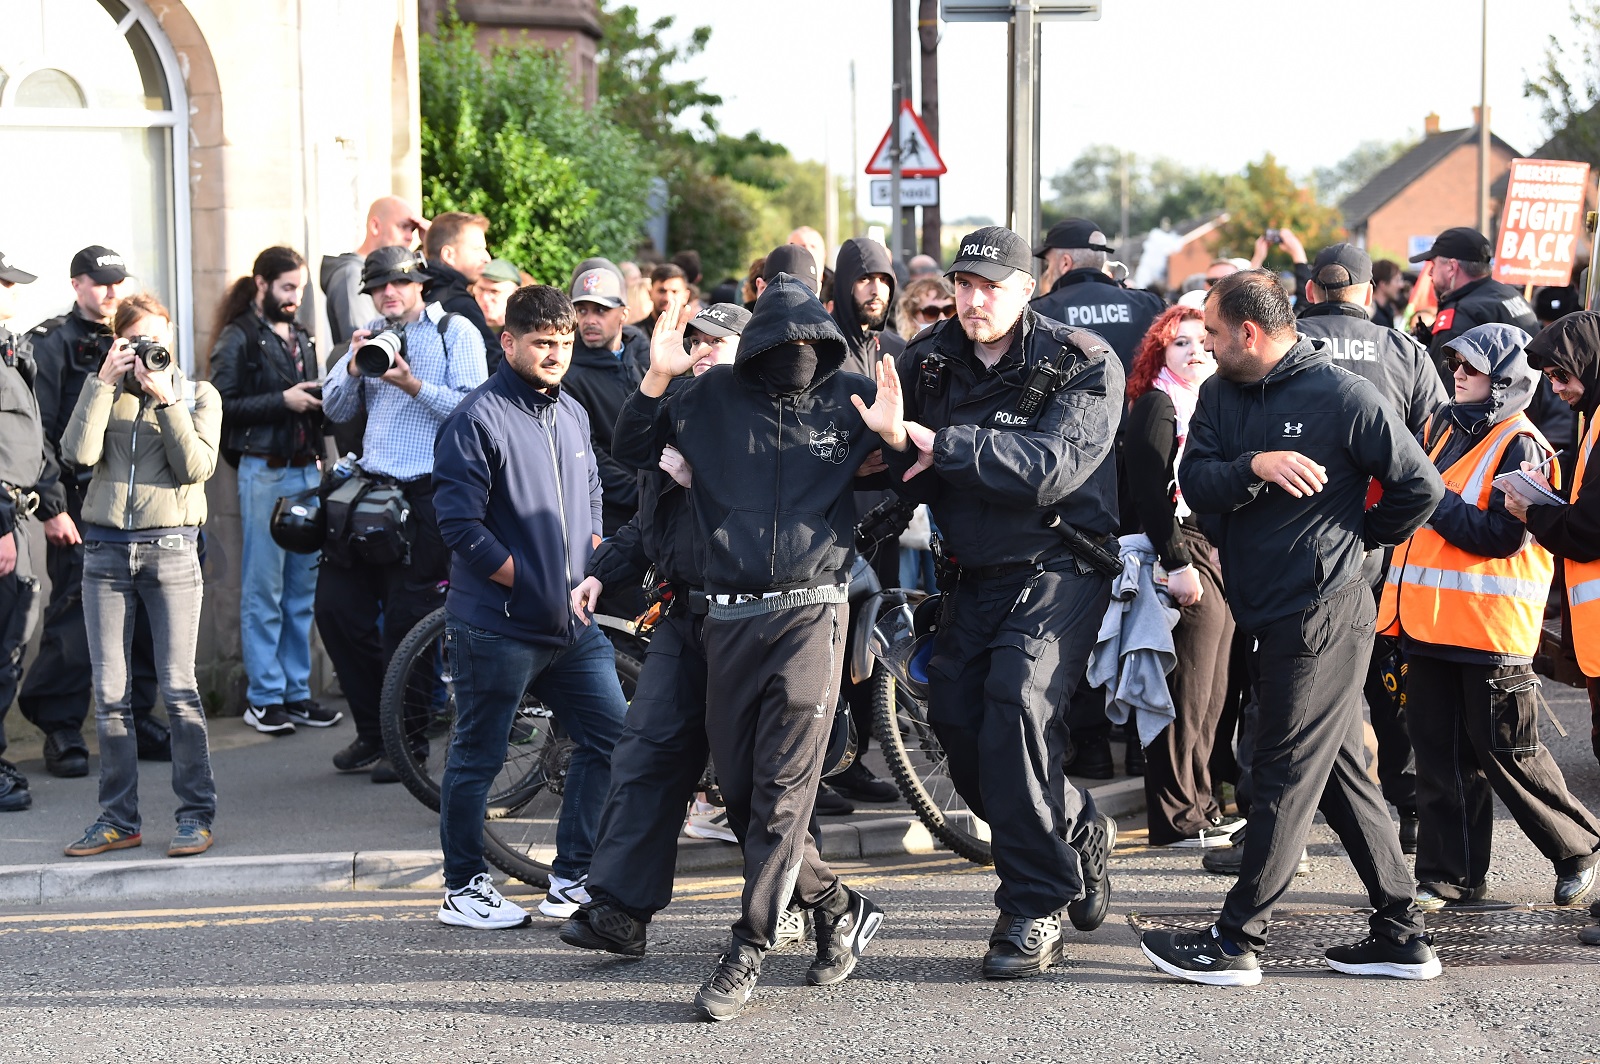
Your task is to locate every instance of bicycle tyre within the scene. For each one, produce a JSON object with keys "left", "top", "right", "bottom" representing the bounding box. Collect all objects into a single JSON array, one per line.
[
  {"left": 378, "top": 607, "right": 453, "bottom": 811},
  {"left": 872, "top": 664, "right": 993, "bottom": 865}
]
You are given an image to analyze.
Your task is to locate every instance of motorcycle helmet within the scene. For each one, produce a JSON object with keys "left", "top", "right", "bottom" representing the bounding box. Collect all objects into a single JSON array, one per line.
[{"left": 270, "top": 488, "right": 326, "bottom": 554}]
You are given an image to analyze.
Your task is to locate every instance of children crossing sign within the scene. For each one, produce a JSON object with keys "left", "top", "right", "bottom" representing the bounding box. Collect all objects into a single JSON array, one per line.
[{"left": 865, "top": 102, "right": 947, "bottom": 177}]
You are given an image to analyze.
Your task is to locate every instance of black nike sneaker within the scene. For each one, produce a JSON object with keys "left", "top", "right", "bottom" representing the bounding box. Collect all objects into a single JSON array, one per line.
[
  {"left": 808, "top": 885, "right": 884, "bottom": 986},
  {"left": 695, "top": 940, "right": 764, "bottom": 1021}
]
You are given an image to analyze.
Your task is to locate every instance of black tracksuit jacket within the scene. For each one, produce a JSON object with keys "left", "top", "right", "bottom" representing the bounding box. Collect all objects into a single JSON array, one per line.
[
  {"left": 562, "top": 325, "right": 653, "bottom": 536},
  {"left": 1178, "top": 337, "right": 1445, "bottom": 632},
  {"left": 884, "top": 308, "right": 1123, "bottom": 567},
  {"left": 612, "top": 276, "right": 876, "bottom": 594},
  {"left": 1295, "top": 301, "right": 1447, "bottom": 435}
]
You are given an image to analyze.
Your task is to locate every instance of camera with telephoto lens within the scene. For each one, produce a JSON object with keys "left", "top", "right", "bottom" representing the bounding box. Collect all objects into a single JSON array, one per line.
[
  {"left": 127, "top": 335, "right": 172, "bottom": 371},
  {"left": 354, "top": 328, "right": 404, "bottom": 377}
]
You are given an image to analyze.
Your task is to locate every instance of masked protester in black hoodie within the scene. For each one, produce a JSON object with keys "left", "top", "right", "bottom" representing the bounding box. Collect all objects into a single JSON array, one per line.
[
  {"left": 1517, "top": 312, "right": 1600, "bottom": 771},
  {"left": 612, "top": 275, "right": 885, "bottom": 1021}
]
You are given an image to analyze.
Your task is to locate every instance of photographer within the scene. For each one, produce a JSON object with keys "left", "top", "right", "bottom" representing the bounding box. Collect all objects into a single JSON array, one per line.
[
  {"left": 209, "top": 246, "right": 339, "bottom": 736},
  {"left": 317, "top": 247, "right": 487, "bottom": 781},
  {"left": 21, "top": 246, "right": 167, "bottom": 777},
  {"left": 57, "top": 294, "right": 223, "bottom": 858}
]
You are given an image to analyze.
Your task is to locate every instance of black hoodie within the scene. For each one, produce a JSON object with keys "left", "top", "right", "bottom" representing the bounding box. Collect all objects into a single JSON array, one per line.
[
  {"left": 1179, "top": 336, "right": 1445, "bottom": 632},
  {"left": 831, "top": 238, "right": 905, "bottom": 377},
  {"left": 424, "top": 259, "right": 500, "bottom": 369},
  {"left": 1525, "top": 311, "right": 1600, "bottom": 563},
  {"left": 612, "top": 275, "right": 877, "bottom": 593},
  {"left": 561, "top": 324, "right": 652, "bottom": 535}
]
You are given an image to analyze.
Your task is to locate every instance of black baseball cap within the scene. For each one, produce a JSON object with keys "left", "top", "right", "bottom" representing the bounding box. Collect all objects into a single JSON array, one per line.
[
  {"left": 948, "top": 225, "right": 1032, "bottom": 282},
  {"left": 0, "top": 251, "right": 37, "bottom": 285},
  {"left": 1033, "top": 217, "right": 1114, "bottom": 257},
  {"left": 763, "top": 245, "right": 820, "bottom": 294},
  {"left": 1409, "top": 226, "right": 1492, "bottom": 264},
  {"left": 1310, "top": 243, "right": 1373, "bottom": 289},
  {"left": 361, "top": 246, "right": 430, "bottom": 292},
  {"left": 687, "top": 302, "right": 751, "bottom": 339},
  {"left": 1535, "top": 285, "right": 1579, "bottom": 321},
  {"left": 69, "top": 245, "right": 127, "bottom": 284}
]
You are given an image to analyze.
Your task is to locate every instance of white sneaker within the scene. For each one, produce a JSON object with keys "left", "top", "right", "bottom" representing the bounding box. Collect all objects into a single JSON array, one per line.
[
  {"left": 438, "top": 872, "right": 531, "bottom": 930},
  {"left": 683, "top": 801, "right": 739, "bottom": 844},
  {"left": 539, "top": 874, "right": 590, "bottom": 918}
]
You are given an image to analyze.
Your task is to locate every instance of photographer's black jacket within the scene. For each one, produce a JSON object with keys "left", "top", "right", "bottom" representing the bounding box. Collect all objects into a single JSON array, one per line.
[
  {"left": 424, "top": 259, "right": 499, "bottom": 367},
  {"left": 884, "top": 307, "right": 1123, "bottom": 569},
  {"left": 1178, "top": 337, "right": 1444, "bottom": 632},
  {"left": 1029, "top": 268, "right": 1165, "bottom": 371},
  {"left": 1295, "top": 301, "right": 1447, "bottom": 435},
  {"left": 208, "top": 311, "right": 323, "bottom": 462},
  {"left": 612, "top": 276, "right": 876, "bottom": 594},
  {"left": 25, "top": 306, "right": 113, "bottom": 520}
]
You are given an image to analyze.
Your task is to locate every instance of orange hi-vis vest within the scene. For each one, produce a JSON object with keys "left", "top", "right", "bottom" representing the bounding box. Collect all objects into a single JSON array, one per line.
[
  {"left": 1567, "top": 413, "right": 1600, "bottom": 676},
  {"left": 1378, "top": 412, "right": 1556, "bottom": 657}
]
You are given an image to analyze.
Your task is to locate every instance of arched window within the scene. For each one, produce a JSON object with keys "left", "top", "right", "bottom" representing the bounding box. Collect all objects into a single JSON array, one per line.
[{"left": 0, "top": 0, "right": 193, "bottom": 366}]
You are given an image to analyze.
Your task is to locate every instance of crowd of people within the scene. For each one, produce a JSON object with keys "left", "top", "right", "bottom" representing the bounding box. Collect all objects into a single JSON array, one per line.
[{"left": 3, "top": 190, "right": 1600, "bottom": 1017}]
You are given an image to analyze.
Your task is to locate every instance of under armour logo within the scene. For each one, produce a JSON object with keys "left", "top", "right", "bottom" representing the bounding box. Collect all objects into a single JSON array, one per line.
[{"left": 1283, "top": 422, "right": 1303, "bottom": 437}]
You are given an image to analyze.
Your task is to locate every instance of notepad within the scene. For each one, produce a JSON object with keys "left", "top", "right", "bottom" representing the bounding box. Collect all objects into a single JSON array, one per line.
[{"left": 1492, "top": 469, "right": 1567, "bottom": 508}]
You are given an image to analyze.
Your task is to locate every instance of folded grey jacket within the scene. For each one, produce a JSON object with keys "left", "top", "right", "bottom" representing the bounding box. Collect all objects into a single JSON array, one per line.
[{"left": 1087, "top": 533, "right": 1180, "bottom": 749}]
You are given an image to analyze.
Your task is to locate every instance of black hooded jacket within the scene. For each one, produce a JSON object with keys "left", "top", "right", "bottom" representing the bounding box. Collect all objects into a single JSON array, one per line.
[
  {"left": 562, "top": 324, "right": 652, "bottom": 536},
  {"left": 1524, "top": 311, "right": 1600, "bottom": 564},
  {"left": 1179, "top": 336, "right": 1445, "bottom": 632},
  {"left": 1029, "top": 268, "right": 1166, "bottom": 372},
  {"left": 831, "top": 238, "right": 906, "bottom": 377},
  {"left": 884, "top": 307, "right": 1123, "bottom": 569},
  {"left": 1295, "top": 300, "right": 1447, "bottom": 434},
  {"left": 423, "top": 259, "right": 499, "bottom": 367},
  {"left": 612, "top": 275, "right": 877, "bottom": 593}
]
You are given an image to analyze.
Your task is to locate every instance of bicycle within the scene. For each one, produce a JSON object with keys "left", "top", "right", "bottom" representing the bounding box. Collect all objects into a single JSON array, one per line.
[{"left": 377, "top": 605, "right": 645, "bottom": 886}]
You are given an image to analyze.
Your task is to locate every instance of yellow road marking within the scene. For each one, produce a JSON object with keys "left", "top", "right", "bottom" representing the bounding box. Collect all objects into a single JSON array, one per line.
[{"left": 0, "top": 896, "right": 429, "bottom": 925}]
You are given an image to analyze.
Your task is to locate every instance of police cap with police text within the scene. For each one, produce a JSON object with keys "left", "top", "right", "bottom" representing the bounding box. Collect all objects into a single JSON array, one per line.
[
  {"left": 1310, "top": 243, "right": 1372, "bottom": 289},
  {"left": 0, "top": 251, "right": 37, "bottom": 285},
  {"left": 570, "top": 267, "right": 626, "bottom": 308},
  {"left": 948, "top": 226, "right": 1033, "bottom": 282},
  {"left": 69, "top": 245, "right": 127, "bottom": 284},
  {"left": 1409, "top": 226, "right": 1492, "bottom": 264},
  {"left": 361, "top": 246, "right": 430, "bottom": 292},
  {"left": 763, "top": 245, "right": 821, "bottom": 295},
  {"left": 1033, "top": 217, "right": 1114, "bottom": 258},
  {"left": 686, "top": 302, "right": 751, "bottom": 339}
]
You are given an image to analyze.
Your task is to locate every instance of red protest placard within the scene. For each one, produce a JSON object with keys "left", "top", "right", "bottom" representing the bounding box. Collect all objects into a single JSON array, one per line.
[{"left": 1493, "top": 159, "right": 1591, "bottom": 287}]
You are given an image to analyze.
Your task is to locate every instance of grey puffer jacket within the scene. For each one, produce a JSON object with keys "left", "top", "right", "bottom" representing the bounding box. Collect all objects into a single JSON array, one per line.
[{"left": 60, "top": 366, "right": 222, "bottom": 531}]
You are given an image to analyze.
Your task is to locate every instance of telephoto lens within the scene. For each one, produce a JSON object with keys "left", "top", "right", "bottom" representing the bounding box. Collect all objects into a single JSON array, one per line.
[
  {"left": 354, "top": 330, "right": 403, "bottom": 376},
  {"left": 129, "top": 336, "right": 172, "bottom": 371}
]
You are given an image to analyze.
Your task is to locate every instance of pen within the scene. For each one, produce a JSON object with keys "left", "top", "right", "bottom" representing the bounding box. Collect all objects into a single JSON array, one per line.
[{"left": 1528, "top": 450, "right": 1565, "bottom": 474}]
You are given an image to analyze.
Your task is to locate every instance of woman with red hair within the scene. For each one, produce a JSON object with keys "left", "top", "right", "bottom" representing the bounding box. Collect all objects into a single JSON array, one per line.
[{"left": 1123, "top": 305, "right": 1241, "bottom": 848}]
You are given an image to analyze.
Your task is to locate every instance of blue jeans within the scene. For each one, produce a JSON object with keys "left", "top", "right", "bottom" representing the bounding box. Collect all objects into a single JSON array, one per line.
[
  {"left": 83, "top": 537, "right": 215, "bottom": 833},
  {"left": 438, "top": 617, "right": 627, "bottom": 888},
  {"left": 236, "top": 456, "right": 319, "bottom": 705}
]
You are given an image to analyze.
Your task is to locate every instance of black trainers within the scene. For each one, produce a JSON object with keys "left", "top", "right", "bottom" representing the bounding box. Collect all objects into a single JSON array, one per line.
[
  {"left": 284, "top": 699, "right": 343, "bottom": 728},
  {"left": 134, "top": 715, "right": 172, "bottom": 761},
  {"left": 829, "top": 760, "right": 900, "bottom": 803},
  {"left": 0, "top": 771, "right": 29, "bottom": 813},
  {"left": 982, "top": 911, "right": 1064, "bottom": 979},
  {"left": 1324, "top": 933, "right": 1441, "bottom": 980},
  {"left": 43, "top": 730, "right": 89, "bottom": 778},
  {"left": 370, "top": 757, "right": 404, "bottom": 784},
  {"left": 1556, "top": 863, "right": 1597, "bottom": 907},
  {"left": 808, "top": 886, "right": 883, "bottom": 986},
  {"left": 1067, "top": 813, "right": 1115, "bottom": 931},
  {"left": 332, "top": 737, "right": 383, "bottom": 772},
  {"left": 1141, "top": 926, "right": 1262, "bottom": 987},
  {"left": 1064, "top": 737, "right": 1114, "bottom": 780},
  {"left": 244, "top": 704, "right": 296, "bottom": 736},
  {"left": 694, "top": 940, "right": 763, "bottom": 1021},
  {"left": 1201, "top": 827, "right": 1310, "bottom": 877},
  {"left": 559, "top": 900, "right": 647, "bottom": 957},
  {"left": 0, "top": 758, "right": 28, "bottom": 790},
  {"left": 1399, "top": 811, "right": 1419, "bottom": 855},
  {"left": 812, "top": 782, "right": 855, "bottom": 817}
]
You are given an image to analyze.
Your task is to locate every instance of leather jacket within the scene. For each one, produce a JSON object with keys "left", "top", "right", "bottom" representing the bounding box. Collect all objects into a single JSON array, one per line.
[{"left": 208, "top": 311, "right": 322, "bottom": 461}]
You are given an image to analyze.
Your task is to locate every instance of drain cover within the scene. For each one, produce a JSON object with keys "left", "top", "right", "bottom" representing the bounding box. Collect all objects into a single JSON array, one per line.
[{"left": 1127, "top": 907, "right": 1598, "bottom": 968}]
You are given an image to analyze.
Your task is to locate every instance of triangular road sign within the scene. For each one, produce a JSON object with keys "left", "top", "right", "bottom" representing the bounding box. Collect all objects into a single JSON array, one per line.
[{"left": 865, "top": 101, "right": 947, "bottom": 177}]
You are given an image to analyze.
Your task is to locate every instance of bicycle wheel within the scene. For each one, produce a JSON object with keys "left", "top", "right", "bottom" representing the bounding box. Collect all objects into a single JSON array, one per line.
[
  {"left": 872, "top": 663, "right": 992, "bottom": 864},
  {"left": 378, "top": 607, "right": 454, "bottom": 811},
  {"left": 482, "top": 621, "right": 643, "bottom": 887}
]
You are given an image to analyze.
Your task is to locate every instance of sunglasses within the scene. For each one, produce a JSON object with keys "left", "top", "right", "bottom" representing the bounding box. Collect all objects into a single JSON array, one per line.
[
  {"left": 1545, "top": 366, "right": 1571, "bottom": 384},
  {"left": 918, "top": 303, "right": 957, "bottom": 322},
  {"left": 1442, "top": 354, "right": 1482, "bottom": 377}
]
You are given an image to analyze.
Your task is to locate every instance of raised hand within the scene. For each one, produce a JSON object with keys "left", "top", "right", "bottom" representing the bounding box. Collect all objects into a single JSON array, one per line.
[
  {"left": 644, "top": 299, "right": 696, "bottom": 393},
  {"left": 851, "top": 353, "right": 907, "bottom": 449}
]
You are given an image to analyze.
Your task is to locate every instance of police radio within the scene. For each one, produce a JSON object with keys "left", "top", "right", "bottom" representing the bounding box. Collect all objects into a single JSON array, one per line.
[{"left": 1016, "top": 353, "right": 1065, "bottom": 420}]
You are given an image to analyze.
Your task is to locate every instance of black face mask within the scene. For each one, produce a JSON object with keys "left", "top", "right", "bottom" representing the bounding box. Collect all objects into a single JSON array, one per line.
[{"left": 757, "top": 342, "right": 818, "bottom": 394}]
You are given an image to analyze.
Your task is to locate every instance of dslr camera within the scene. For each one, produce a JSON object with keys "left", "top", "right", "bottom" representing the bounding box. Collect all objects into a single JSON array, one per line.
[
  {"left": 127, "top": 335, "right": 172, "bottom": 372},
  {"left": 354, "top": 328, "right": 404, "bottom": 377}
]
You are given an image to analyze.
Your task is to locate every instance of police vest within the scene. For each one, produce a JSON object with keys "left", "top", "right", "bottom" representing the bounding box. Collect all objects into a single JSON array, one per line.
[
  {"left": 1378, "top": 412, "right": 1556, "bottom": 657},
  {"left": 1566, "top": 414, "right": 1600, "bottom": 676}
]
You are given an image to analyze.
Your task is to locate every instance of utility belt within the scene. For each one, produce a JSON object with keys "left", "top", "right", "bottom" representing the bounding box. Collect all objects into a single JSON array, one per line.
[
  {"left": 704, "top": 581, "right": 849, "bottom": 621},
  {"left": 930, "top": 523, "right": 1121, "bottom": 591},
  {"left": 1, "top": 482, "right": 40, "bottom": 518},
  {"left": 324, "top": 468, "right": 415, "bottom": 566},
  {"left": 644, "top": 572, "right": 711, "bottom": 619}
]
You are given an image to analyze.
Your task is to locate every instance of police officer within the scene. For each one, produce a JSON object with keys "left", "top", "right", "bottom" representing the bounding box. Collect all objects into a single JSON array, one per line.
[
  {"left": 859, "top": 225, "right": 1120, "bottom": 979},
  {"left": 19, "top": 246, "right": 165, "bottom": 777},
  {"left": 1030, "top": 217, "right": 1165, "bottom": 372},
  {"left": 0, "top": 251, "right": 50, "bottom": 811}
]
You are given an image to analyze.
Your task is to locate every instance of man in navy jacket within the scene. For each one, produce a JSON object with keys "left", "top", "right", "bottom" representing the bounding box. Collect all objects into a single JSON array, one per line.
[{"left": 431, "top": 285, "right": 627, "bottom": 931}]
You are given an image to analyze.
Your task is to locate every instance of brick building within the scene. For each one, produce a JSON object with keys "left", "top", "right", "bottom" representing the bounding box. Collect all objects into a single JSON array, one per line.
[{"left": 418, "top": 0, "right": 600, "bottom": 106}]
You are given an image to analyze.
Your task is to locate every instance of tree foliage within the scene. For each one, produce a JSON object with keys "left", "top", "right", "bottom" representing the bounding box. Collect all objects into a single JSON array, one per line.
[
  {"left": 419, "top": 13, "right": 654, "bottom": 283},
  {"left": 1044, "top": 146, "right": 1228, "bottom": 236},
  {"left": 1214, "top": 154, "right": 1345, "bottom": 266},
  {"left": 1524, "top": 0, "right": 1600, "bottom": 166},
  {"left": 1312, "top": 139, "right": 1412, "bottom": 206}
]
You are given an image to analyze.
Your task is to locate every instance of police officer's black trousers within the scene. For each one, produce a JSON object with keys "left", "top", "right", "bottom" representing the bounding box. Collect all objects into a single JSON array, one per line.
[
  {"left": 0, "top": 518, "right": 43, "bottom": 756},
  {"left": 704, "top": 600, "right": 844, "bottom": 950},
  {"left": 586, "top": 610, "right": 712, "bottom": 920},
  {"left": 926, "top": 567, "right": 1106, "bottom": 919},
  {"left": 1219, "top": 583, "right": 1423, "bottom": 952},
  {"left": 1406, "top": 654, "right": 1600, "bottom": 899},
  {"left": 19, "top": 490, "right": 156, "bottom": 736}
]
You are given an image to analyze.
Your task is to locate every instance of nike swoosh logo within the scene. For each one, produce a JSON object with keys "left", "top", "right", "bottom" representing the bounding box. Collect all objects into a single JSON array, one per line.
[{"left": 840, "top": 915, "right": 859, "bottom": 950}]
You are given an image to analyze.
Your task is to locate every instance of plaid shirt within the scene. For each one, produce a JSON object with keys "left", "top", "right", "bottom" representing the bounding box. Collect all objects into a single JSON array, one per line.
[{"left": 322, "top": 304, "right": 488, "bottom": 481}]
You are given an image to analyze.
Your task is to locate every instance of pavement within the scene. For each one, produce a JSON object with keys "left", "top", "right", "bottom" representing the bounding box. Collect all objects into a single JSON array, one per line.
[{"left": 0, "top": 700, "right": 1148, "bottom": 906}]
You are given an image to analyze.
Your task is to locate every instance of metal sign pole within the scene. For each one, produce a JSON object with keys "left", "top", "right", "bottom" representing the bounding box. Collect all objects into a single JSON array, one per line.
[
  {"left": 1007, "top": 0, "right": 1038, "bottom": 245},
  {"left": 891, "top": 0, "right": 910, "bottom": 262}
]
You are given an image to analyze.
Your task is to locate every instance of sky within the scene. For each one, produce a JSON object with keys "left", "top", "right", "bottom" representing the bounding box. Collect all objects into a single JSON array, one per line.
[{"left": 624, "top": 0, "right": 1582, "bottom": 229}]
